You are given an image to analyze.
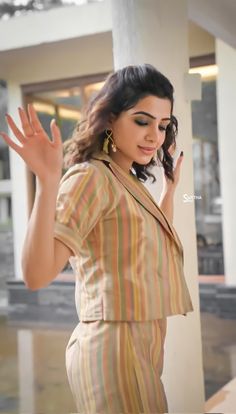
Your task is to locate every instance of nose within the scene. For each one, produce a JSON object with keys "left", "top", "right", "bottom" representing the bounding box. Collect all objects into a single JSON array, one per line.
[{"left": 145, "top": 125, "right": 165, "bottom": 145}]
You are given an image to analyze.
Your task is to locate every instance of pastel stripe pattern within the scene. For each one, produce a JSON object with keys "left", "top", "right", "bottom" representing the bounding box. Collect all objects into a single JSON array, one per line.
[
  {"left": 54, "top": 151, "right": 193, "bottom": 321},
  {"left": 65, "top": 318, "right": 168, "bottom": 413}
]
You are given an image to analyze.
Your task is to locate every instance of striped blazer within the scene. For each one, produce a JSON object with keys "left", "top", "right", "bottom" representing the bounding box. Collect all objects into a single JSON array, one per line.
[{"left": 54, "top": 151, "right": 194, "bottom": 321}]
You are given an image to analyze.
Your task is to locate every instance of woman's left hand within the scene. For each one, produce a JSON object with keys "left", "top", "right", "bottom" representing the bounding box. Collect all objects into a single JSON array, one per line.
[{"left": 163, "top": 144, "right": 184, "bottom": 192}]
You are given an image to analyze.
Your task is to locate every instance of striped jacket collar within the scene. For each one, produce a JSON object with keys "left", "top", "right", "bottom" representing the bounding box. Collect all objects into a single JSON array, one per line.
[{"left": 91, "top": 151, "right": 183, "bottom": 254}]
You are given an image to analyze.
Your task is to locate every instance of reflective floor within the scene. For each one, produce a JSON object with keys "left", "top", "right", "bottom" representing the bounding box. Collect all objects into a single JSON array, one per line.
[
  {"left": 0, "top": 317, "right": 76, "bottom": 413},
  {"left": 200, "top": 312, "right": 236, "bottom": 400},
  {"left": 0, "top": 312, "right": 236, "bottom": 413}
]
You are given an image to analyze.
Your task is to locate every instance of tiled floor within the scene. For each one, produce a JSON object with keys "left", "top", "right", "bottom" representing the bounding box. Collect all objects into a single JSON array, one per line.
[{"left": 0, "top": 311, "right": 236, "bottom": 413}]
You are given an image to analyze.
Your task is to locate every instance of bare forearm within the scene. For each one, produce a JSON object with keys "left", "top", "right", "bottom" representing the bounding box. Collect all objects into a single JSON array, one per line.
[
  {"left": 159, "top": 188, "right": 175, "bottom": 223},
  {"left": 21, "top": 178, "right": 60, "bottom": 288}
]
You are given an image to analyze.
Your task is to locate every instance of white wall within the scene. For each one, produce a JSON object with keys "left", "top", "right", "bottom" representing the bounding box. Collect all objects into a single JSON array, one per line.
[
  {"left": 188, "top": 20, "right": 215, "bottom": 57},
  {"left": 188, "top": 0, "right": 236, "bottom": 49},
  {"left": 0, "top": 1, "right": 112, "bottom": 51},
  {"left": 0, "top": 32, "right": 113, "bottom": 82}
]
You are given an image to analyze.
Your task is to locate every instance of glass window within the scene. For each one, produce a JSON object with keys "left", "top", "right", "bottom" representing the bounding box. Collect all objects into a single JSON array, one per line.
[
  {"left": 190, "top": 64, "right": 224, "bottom": 275},
  {"left": 26, "top": 80, "right": 105, "bottom": 144}
]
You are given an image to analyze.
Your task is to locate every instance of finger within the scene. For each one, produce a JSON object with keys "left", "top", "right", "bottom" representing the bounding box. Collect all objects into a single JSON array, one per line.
[
  {"left": 5, "top": 114, "right": 27, "bottom": 144},
  {"left": 18, "top": 107, "right": 34, "bottom": 137},
  {"left": 0, "top": 131, "right": 23, "bottom": 154},
  {"left": 177, "top": 151, "right": 184, "bottom": 165},
  {"left": 50, "top": 119, "right": 62, "bottom": 146},
  {"left": 27, "top": 103, "right": 44, "bottom": 133},
  {"left": 175, "top": 155, "right": 183, "bottom": 168},
  {"left": 173, "top": 152, "right": 184, "bottom": 173}
]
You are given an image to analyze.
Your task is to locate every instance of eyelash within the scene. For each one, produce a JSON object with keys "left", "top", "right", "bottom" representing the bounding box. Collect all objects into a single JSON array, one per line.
[{"left": 134, "top": 119, "right": 167, "bottom": 131}]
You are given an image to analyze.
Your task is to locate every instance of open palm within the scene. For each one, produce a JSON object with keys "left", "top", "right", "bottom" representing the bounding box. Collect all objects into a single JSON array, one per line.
[{"left": 0, "top": 103, "right": 63, "bottom": 184}]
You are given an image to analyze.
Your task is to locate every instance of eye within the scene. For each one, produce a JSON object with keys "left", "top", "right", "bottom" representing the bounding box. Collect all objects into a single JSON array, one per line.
[
  {"left": 159, "top": 125, "right": 167, "bottom": 132},
  {"left": 134, "top": 119, "right": 149, "bottom": 126}
]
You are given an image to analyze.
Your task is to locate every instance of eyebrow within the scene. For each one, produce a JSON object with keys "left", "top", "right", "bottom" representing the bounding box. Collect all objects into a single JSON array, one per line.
[{"left": 132, "top": 111, "right": 171, "bottom": 121}]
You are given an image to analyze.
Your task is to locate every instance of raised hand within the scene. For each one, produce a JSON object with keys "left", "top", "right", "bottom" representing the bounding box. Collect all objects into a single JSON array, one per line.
[
  {"left": 159, "top": 145, "right": 184, "bottom": 222},
  {"left": 164, "top": 143, "right": 184, "bottom": 191},
  {"left": 0, "top": 103, "right": 63, "bottom": 184}
]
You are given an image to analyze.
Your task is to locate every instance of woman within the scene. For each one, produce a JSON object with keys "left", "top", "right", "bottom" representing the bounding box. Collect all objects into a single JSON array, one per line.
[{"left": 1, "top": 64, "right": 193, "bottom": 413}]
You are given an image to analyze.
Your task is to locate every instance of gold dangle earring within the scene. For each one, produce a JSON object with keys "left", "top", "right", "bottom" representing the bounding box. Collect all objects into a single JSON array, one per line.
[
  {"left": 110, "top": 132, "right": 117, "bottom": 152},
  {"left": 103, "top": 129, "right": 117, "bottom": 154}
]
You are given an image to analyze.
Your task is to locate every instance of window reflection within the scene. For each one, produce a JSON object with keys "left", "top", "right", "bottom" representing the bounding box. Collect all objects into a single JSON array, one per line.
[
  {"left": 27, "top": 81, "right": 104, "bottom": 145},
  {"left": 191, "top": 66, "right": 224, "bottom": 275}
]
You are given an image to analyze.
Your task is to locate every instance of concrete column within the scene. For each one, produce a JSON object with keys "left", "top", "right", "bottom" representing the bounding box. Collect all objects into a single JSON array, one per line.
[
  {"left": 111, "top": 0, "right": 204, "bottom": 412},
  {"left": 216, "top": 39, "right": 236, "bottom": 287},
  {"left": 0, "top": 197, "right": 8, "bottom": 222},
  {"left": 7, "top": 82, "right": 28, "bottom": 280}
]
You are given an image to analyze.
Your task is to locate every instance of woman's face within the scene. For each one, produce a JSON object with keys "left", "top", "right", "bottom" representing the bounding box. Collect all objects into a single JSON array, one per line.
[{"left": 108, "top": 95, "right": 172, "bottom": 173}]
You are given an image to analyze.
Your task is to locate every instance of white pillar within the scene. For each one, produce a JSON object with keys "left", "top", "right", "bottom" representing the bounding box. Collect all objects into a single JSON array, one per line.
[
  {"left": 111, "top": 0, "right": 204, "bottom": 412},
  {"left": 0, "top": 197, "right": 8, "bottom": 222},
  {"left": 7, "top": 82, "right": 28, "bottom": 280},
  {"left": 216, "top": 39, "right": 236, "bottom": 287}
]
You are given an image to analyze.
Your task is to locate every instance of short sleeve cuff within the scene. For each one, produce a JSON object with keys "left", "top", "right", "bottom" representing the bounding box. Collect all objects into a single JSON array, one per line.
[{"left": 54, "top": 221, "right": 81, "bottom": 257}]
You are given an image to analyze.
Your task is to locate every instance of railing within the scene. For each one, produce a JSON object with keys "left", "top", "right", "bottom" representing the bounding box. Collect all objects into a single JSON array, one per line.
[{"left": 0, "top": 0, "right": 104, "bottom": 20}]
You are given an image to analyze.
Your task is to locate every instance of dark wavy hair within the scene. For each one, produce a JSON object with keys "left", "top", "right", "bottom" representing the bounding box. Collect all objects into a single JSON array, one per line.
[{"left": 63, "top": 63, "right": 178, "bottom": 182}]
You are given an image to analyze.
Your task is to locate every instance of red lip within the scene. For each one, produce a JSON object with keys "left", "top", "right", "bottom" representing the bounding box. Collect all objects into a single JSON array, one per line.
[{"left": 138, "top": 146, "right": 156, "bottom": 150}]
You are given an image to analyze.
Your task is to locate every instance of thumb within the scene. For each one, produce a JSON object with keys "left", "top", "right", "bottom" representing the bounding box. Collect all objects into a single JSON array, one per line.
[{"left": 50, "top": 119, "right": 62, "bottom": 146}]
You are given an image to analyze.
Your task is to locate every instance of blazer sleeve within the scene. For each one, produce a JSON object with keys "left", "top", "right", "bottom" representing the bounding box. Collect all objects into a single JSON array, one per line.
[{"left": 54, "top": 162, "right": 109, "bottom": 256}]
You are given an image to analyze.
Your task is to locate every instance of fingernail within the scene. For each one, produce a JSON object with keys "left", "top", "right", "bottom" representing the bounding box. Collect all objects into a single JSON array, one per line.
[{"left": 180, "top": 150, "right": 184, "bottom": 156}]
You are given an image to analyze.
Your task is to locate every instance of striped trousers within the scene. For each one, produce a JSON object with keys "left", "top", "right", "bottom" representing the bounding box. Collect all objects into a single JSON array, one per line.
[{"left": 66, "top": 318, "right": 168, "bottom": 413}]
